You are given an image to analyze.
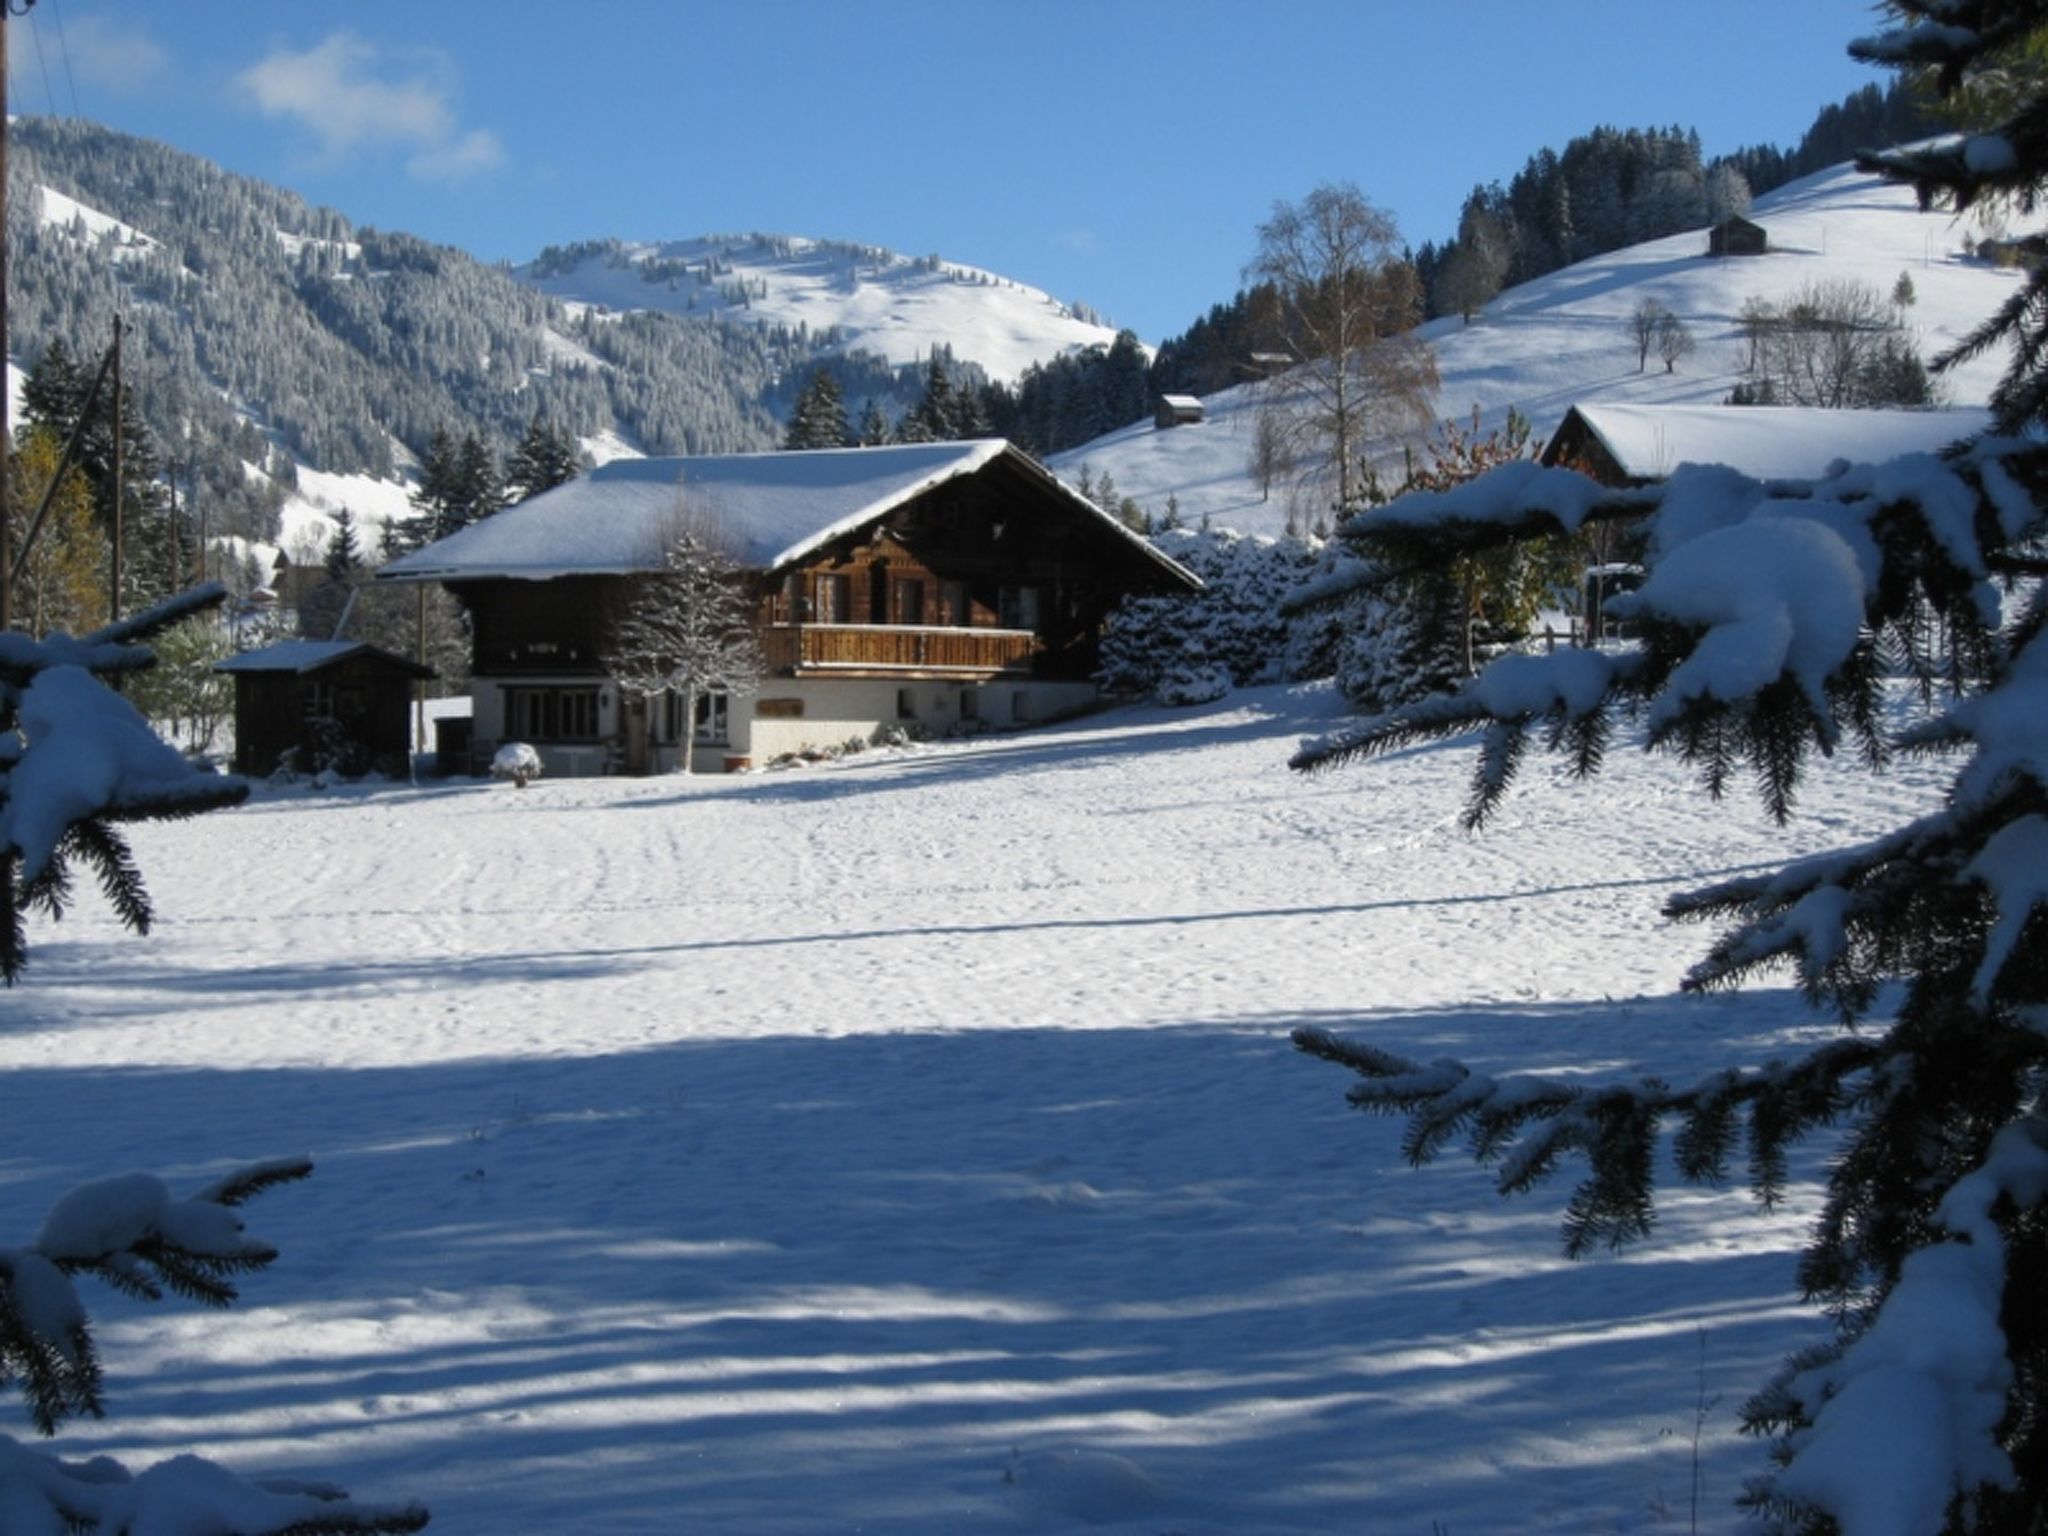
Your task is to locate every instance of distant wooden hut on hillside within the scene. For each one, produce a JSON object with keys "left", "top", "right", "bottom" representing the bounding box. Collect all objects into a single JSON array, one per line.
[
  {"left": 1708, "top": 214, "right": 1768, "bottom": 257},
  {"left": 1154, "top": 394, "right": 1205, "bottom": 429}
]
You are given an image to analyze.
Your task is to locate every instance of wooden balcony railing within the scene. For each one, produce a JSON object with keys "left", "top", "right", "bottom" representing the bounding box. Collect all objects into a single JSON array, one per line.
[{"left": 761, "top": 624, "right": 1040, "bottom": 676}]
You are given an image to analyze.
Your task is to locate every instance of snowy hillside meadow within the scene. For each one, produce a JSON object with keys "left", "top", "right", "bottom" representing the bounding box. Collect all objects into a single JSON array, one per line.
[
  {"left": 6, "top": 684, "right": 1954, "bottom": 1533},
  {"left": 1055, "top": 163, "right": 2038, "bottom": 537}
]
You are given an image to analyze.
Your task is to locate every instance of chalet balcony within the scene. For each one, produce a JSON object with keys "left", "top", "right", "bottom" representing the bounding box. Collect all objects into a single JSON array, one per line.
[{"left": 761, "top": 623, "right": 1040, "bottom": 678}]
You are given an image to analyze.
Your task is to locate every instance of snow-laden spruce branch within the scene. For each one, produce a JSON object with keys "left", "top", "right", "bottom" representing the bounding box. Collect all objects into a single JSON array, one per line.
[
  {"left": 0, "top": 585, "right": 249, "bottom": 981},
  {"left": 1290, "top": 127, "right": 2048, "bottom": 1523},
  {"left": 1294, "top": 440, "right": 2046, "bottom": 829},
  {"left": 0, "top": 1159, "right": 428, "bottom": 1534},
  {"left": 1292, "top": 1025, "right": 1887, "bottom": 1253},
  {"left": 2, "top": 595, "right": 427, "bottom": 1528}
]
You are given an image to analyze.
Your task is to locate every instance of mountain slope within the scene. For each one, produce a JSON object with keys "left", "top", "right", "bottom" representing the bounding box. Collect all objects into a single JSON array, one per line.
[
  {"left": 7, "top": 118, "right": 804, "bottom": 550},
  {"left": 1054, "top": 163, "right": 2032, "bottom": 537},
  {"left": 519, "top": 234, "right": 1122, "bottom": 385}
]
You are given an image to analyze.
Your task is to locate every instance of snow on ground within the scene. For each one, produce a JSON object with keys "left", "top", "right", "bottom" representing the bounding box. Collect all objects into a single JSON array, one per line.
[
  {"left": 3, "top": 683, "right": 1954, "bottom": 1533},
  {"left": 36, "top": 184, "right": 158, "bottom": 254},
  {"left": 1058, "top": 163, "right": 2038, "bottom": 538}
]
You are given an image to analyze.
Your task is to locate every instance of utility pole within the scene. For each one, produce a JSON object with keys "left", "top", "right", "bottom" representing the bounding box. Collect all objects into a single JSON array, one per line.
[
  {"left": 0, "top": 3, "right": 33, "bottom": 632},
  {"left": 2, "top": 9, "right": 14, "bottom": 632},
  {"left": 109, "top": 314, "right": 123, "bottom": 622}
]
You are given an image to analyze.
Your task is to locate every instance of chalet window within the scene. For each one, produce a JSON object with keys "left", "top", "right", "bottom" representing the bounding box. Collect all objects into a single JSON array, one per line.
[
  {"left": 694, "top": 692, "right": 730, "bottom": 745},
  {"left": 302, "top": 679, "right": 336, "bottom": 719},
  {"left": 894, "top": 578, "right": 925, "bottom": 625},
  {"left": 504, "top": 685, "right": 600, "bottom": 742},
  {"left": 896, "top": 687, "right": 917, "bottom": 721},
  {"left": 817, "top": 573, "right": 851, "bottom": 623},
  {"left": 959, "top": 687, "right": 978, "bottom": 720},
  {"left": 999, "top": 585, "right": 1040, "bottom": 630},
  {"left": 1011, "top": 690, "right": 1031, "bottom": 724},
  {"left": 942, "top": 580, "right": 971, "bottom": 626}
]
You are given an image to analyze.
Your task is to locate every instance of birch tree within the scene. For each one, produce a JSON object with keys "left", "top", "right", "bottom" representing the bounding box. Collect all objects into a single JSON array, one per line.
[
  {"left": 605, "top": 504, "right": 763, "bottom": 774},
  {"left": 1246, "top": 183, "right": 1439, "bottom": 519}
]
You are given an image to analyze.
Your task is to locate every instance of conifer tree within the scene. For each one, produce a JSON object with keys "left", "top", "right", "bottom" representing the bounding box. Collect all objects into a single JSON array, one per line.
[
  {"left": 856, "top": 397, "right": 891, "bottom": 447},
  {"left": 451, "top": 432, "right": 502, "bottom": 527},
  {"left": 1293, "top": 10, "right": 2048, "bottom": 1530},
  {"left": 783, "top": 367, "right": 852, "bottom": 450},
  {"left": 897, "top": 354, "right": 960, "bottom": 444},
  {"left": 502, "top": 414, "right": 582, "bottom": 504},
  {"left": 19, "top": 336, "right": 175, "bottom": 616}
]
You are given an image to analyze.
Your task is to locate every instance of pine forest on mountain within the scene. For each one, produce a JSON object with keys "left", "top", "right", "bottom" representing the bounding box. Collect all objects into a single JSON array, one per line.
[{"left": 0, "top": 73, "right": 1959, "bottom": 564}]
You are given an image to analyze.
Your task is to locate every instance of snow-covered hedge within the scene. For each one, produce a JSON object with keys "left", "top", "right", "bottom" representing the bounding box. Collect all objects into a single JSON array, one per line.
[{"left": 1097, "top": 529, "right": 1331, "bottom": 703}]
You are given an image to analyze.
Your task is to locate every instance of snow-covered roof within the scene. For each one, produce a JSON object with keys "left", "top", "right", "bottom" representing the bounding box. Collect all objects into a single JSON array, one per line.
[
  {"left": 1551, "top": 404, "right": 1992, "bottom": 482},
  {"left": 378, "top": 440, "right": 1199, "bottom": 588},
  {"left": 214, "top": 640, "right": 430, "bottom": 676}
]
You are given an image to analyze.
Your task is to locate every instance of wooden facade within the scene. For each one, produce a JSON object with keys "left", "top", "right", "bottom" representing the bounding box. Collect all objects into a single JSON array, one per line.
[
  {"left": 217, "top": 642, "right": 433, "bottom": 777},
  {"left": 395, "top": 441, "right": 1201, "bottom": 774}
]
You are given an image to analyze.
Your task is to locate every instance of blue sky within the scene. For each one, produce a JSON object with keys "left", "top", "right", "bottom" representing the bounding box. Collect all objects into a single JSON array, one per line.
[{"left": 12, "top": 1, "right": 1893, "bottom": 342}]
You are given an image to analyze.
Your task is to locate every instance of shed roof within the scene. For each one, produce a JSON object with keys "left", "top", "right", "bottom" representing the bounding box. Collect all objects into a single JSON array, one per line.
[
  {"left": 1543, "top": 403, "right": 1991, "bottom": 482},
  {"left": 377, "top": 440, "right": 1198, "bottom": 589},
  {"left": 214, "top": 640, "right": 433, "bottom": 678}
]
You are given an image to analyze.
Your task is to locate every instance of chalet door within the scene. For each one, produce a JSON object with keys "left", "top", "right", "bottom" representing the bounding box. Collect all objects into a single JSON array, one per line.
[
  {"left": 869, "top": 562, "right": 889, "bottom": 624},
  {"left": 624, "top": 695, "right": 649, "bottom": 775}
]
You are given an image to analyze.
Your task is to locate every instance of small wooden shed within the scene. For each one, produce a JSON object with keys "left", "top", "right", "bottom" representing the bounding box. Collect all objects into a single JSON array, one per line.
[
  {"left": 216, "top": 640, "right": 433, "bottom": 777},
  {"left": 1708, "top": 215, "right": 1767, "bottom": 257},
  {"left": 1154, "top": 394, "right": 1205, "bottom": 429}
]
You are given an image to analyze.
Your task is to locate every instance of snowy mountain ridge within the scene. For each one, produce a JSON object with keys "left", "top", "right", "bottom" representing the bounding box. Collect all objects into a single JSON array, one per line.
[{"left": 517, "top": 230, "right": 1125, "bottom": 385}]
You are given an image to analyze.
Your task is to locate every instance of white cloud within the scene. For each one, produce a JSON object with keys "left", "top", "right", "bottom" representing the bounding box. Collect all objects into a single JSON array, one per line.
[
  {"left": 55, "top": 14, "right": 172, "bottom": 95},
  {"left": 7, "top": 12, "right": 169, "bottom": 101},
  {"left": 234, "top": 33, "right": 502, "bottom": 183},
  {"left": 409, "top": 128, "right": 507, "bottom": 184}
]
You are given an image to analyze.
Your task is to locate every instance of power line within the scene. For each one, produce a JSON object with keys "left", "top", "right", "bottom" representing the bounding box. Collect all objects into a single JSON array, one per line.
[
  {"left": 45, "top": 0, "right": 76, "bottom": 118},
  {"left": 25, "top": 1, "right": 53, "bottom": 116}
]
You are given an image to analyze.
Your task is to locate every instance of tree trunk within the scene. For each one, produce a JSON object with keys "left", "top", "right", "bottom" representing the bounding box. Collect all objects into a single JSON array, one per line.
[{"left": 679, "top": 683, "right": 697, "bottom": 776}]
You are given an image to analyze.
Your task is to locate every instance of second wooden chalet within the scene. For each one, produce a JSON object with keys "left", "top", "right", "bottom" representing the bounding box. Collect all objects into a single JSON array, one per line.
[
  {"left": 1539, "top": 402, "right": 1993, "bottom": 487},
  {"left": 379, "top": 440, "right": 1201, "bottom": 775}
]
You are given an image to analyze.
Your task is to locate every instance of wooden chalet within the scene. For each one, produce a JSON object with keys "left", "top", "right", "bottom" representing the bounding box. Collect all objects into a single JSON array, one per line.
[
  {"left": 1154, "top": 394, "right": 1205, "bottom": 429},
  {"left": 215, "top": 640, "right": 433, "bottom": 777},
  {"left": 379, "top": 440, "right": 1202, "bottom": 775},
  {"left": 1539, "top": 402, "right": 1991, "bottom": 487},
  {"left": 1708, "top": 214, "right": 1768, "bottom": 257}
]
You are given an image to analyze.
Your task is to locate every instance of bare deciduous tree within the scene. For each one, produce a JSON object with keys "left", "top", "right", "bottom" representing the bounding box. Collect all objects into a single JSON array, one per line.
[
  {"left": 1741, "top": 278, "right": 1935, "bottom": 408},
  {"left": 1655, "top": 308, "right": 1697, "bottom": 373},
  {"left": 1628, "top": 297, "right": 1672, "bottom": 372},
  {"left": 606, "top": 499, "right": 764, "bottom": 775},
  {"left": 1247, "top": 183, "right": 1439, "bottom": 517}
]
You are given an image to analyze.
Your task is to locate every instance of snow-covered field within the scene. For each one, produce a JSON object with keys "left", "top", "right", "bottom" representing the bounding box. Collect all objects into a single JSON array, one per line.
[{"left": 5, "top": 684, "right": 1951, "bottom": 1532}]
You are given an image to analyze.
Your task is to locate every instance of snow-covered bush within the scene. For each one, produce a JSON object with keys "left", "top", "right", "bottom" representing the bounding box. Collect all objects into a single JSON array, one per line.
[
  {"left": 1097, "top": 529, "right": 1327, "bottom": 702},
  {"left": 1, "top": 587, "right": 426, "bottom": 1529},
  {"left": 1154, "top": 661, "right": 1231, "bottom": 707},
  {"left": 491, "top": 741, "right": 542, "bottom": 787}
]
